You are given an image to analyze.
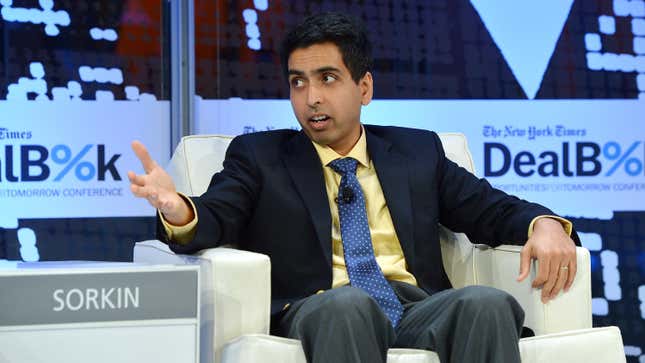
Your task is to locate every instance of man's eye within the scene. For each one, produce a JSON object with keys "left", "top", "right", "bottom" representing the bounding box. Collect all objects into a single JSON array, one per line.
[
  {"left": 291, "top": 78, "right": 304, "bottom": 88},
  {"left": 323, "top": 75, "right": 336, "bottom": 83}
]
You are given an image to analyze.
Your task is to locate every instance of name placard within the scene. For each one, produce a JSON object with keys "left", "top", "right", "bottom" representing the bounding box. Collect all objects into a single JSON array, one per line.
[{"left": 0, "top": 267, "right": 198, "bottom": 326}]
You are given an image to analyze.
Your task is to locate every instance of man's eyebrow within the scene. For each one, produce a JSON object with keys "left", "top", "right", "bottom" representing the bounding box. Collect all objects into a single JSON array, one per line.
[
  {"left": 287, "top": 66, "right": 343, "bottom": 77},
  {"left": 288, "top": 69, "right": 304, "bottom": 77},
  {"left": 314, "top": 66, "right": 342, "bottom": 74}
]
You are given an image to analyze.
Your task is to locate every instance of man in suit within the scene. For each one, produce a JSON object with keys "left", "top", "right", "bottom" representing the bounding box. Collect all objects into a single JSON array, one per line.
[{"left": 128, "top": 12, "right": 578, "bottom": 363}]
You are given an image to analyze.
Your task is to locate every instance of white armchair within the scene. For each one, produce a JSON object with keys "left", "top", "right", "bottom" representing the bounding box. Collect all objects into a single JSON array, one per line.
[{"left": 134, "top": 133, "right": 626, "bottom": 363}]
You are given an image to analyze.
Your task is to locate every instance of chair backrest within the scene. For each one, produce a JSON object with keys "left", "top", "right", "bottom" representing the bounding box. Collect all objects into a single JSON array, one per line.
[
  {"left": 167, "top": 134, "right": 235, "bottom": 197},
  {"left": 166, "top": 132, "right": 478, "bottom": 287},
  {"left": 167, "top": 133, "right": 477, "bottom": 195}
]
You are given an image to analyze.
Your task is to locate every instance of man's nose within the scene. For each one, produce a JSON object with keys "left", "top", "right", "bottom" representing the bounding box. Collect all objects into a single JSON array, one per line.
[{"left": 306, "top": 84, "right": 323, "bottom": 107}]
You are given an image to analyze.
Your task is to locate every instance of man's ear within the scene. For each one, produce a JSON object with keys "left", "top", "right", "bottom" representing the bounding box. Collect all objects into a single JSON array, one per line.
[{"left": 359, "top": 71, "right": 373, "bottom": 106}]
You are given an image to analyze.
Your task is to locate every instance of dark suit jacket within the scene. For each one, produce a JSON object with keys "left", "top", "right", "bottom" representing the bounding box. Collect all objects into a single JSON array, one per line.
[{"left": 160, "top": 125, "right": 560, "bottom": 316}]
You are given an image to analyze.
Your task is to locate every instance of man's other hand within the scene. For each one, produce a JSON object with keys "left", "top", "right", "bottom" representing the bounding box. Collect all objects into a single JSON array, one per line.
[
  {"left": 517, "top": 218, "right": 577, "bottom": 303},
  {"left": 128, "top": 140, "right": 194, "bottom": 226}
]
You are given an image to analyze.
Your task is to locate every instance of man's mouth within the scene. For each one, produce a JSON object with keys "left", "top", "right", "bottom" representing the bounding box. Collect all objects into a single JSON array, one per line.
[
  {"left": 310, "top": 114, "right": 330, "bottom": 122},
  {"left": 308, "top": 114, "right": 330, "bottom": 130}
]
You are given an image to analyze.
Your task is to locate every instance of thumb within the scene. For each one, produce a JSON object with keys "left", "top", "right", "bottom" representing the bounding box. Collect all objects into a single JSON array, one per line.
[{"left": 517, "top": 245, "right": 532, "bottom": 282}]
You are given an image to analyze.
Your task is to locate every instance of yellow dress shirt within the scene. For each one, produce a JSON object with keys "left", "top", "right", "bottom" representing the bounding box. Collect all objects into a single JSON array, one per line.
[{"left": 311, "top": 128, "right": 417, "bottom": 288}]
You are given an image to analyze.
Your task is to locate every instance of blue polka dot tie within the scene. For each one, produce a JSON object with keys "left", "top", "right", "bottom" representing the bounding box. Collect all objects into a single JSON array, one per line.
[{"left": 329, "top": 157, "right": 404, "bottom": 327}]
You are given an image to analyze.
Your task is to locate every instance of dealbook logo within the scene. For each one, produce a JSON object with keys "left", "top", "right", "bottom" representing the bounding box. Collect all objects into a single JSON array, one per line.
[
  {"left": 484, "top": 141, "right": 645, "bottom": 178},
  {"left": 0, "top": 144, "right": 121, "bottom": 182}
]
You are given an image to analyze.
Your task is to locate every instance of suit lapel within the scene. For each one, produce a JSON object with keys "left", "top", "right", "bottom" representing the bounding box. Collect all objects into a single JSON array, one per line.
[
  {"left": 365, "top": 129, "right": 415, "bottom": 267},
  {"left": 282, "top": 132, "right": 333, "bottom": 265}
]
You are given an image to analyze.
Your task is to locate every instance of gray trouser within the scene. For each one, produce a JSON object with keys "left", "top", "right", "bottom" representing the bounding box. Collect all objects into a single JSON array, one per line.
[{"left": 273, "top": 282, "right": 525, "bottom": 363}]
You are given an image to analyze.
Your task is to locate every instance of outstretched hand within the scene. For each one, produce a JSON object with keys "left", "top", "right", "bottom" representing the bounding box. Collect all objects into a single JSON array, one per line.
[
  {"left": 128, "top": 140, "right": 193, "bottom": 225},
  {"left": 517, "top": 218, "right": 577, "bottom": 303}
]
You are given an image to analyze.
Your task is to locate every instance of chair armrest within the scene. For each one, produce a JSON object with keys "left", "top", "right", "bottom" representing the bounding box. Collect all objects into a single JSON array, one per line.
[
  {"left": 518, "top": 326, "right": 626, "bottom": 363},
  {"left": 473, "top": 245, "right": 592, "bottom": 335},
  {"left": 133, "top": 240, "right": 271, "bottom": 361},
  {"left": 196, "top": 246, "right": 271, "bottom": 341}
]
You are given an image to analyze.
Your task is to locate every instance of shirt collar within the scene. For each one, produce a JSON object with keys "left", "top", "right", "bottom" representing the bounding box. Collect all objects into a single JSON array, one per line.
[{"left": 311, "top": 125, "right": 370, "bottom": 168}]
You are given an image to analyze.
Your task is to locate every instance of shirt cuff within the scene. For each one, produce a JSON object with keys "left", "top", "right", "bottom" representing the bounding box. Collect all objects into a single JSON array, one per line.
[
  {"left": 159, "top": 192, "right": 198, "bottom": 244},
  {"left": 528, "top": 215, "right": 573, "bottom": 238}
]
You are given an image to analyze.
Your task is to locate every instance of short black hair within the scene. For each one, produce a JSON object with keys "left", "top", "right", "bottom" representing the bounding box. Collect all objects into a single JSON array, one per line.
[{"left": 280, "top": 12, "right": 373, "bottom": 84}]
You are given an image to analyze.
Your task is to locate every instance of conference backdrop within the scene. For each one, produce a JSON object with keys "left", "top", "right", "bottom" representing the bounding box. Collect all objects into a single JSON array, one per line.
[
  {"left": 0, "top": 0, "right": 643, "bottom": 361},
  {"left": 193, "top": 1, "right": 644, "bottom": 361},
  {"left": 0, "top": 0, "right": 169, "bottom": 261}
]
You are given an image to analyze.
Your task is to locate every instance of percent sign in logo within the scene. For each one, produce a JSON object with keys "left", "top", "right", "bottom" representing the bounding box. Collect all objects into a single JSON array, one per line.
[
  {"left": 51, "top": 144, "right": 96, "bottom": 181},
  {"left": 603, "top": 141, "right": 644, "bottom": 176}
]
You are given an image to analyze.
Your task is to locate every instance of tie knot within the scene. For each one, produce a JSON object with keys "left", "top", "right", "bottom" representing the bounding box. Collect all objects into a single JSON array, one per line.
[
  {"left": 329, "top": 158, "right": 358, "bottom": 175},
  {"left": 329, "top": 157, "right": 358, "bottom": 176}
]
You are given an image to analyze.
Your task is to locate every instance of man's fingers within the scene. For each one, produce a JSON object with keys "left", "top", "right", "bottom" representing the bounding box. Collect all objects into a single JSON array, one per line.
[
  {"left": 131, "top": 140, "right": 157, "bottom": 173},
  {"left": 550, "top": 263, "right": 569, "bottom": 299},
  {"left": 517, "top": 246, "right": 532, "bottom": 282},
  {"left": 130, "top": 184, "right": 161, "bottom": 206},
  {"left": 128, "top": 171, "right": 147, "bottom": 187},
  {"left": 532, "top": 259, "right": 549, "bottom": 288},
  {"left": 130, "top": 183, "right": 179, "bottom": 214},
  {"left": 130, "top": 183, "right": 150, "bottom": 199},
  {"left": 564, "top": 259, "right": 577, "bottom": 292},
  {"left": 541, "top": 258, "right": 561, "bottom": 302}
]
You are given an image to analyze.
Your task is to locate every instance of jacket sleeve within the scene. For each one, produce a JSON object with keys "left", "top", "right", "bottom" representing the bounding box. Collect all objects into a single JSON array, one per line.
[
  {"left": 157, "top": 135, "right": 260, "bottom": 254},
  {"left": 433, "top": 132, "right": 557, "bottom": 247}
]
